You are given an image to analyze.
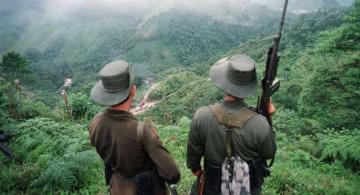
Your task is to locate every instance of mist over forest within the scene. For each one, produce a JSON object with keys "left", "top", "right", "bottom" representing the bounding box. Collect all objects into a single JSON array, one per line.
[
  {"left": 0, "top": 0, "right": 353, "bottom": 90},
  {"left": 0, "top": 0, "right": 359, "bottom": 194}
]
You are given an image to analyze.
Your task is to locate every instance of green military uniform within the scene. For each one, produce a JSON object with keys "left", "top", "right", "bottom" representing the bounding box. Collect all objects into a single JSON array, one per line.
[
  {"left": 187, "top": 100, "right": 276, "bottom": 194},
  {"left": 187, "top": 100, "right": 275, "bottom": 166},
  {"left": 89, "top": 60, "right": 180, "bottom": 195},
  {"left": 186, "top": 54, "right": 276, "bottom": 195},
  {"left": 89, "top": 109, "right": 180, "bottom": 195}
]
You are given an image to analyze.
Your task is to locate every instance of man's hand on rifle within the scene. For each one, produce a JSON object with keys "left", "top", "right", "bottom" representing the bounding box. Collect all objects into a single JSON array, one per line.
[
  {"left": 268, "top": 98, "right": 276, "bottom": 117},
  {"left": 192, "top": 169, "right": 203, "bottom": 177}
]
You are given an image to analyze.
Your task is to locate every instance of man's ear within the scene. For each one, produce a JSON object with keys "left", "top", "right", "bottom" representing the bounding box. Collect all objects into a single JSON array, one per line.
[{"left": 131, "top": 85, "right": 137, "bottom": 96}]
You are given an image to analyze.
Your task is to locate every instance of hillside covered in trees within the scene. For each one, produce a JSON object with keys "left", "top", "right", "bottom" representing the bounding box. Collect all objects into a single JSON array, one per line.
[{"left": 0, "top": 0, "right": 359, "bottom": 194}]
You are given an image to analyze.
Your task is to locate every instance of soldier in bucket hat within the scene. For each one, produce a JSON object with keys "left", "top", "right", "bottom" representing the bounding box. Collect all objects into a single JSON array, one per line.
[
  {"left": 89, "top": 61, "right": 180, "bottom": 195},
  {"left": 186, "top": 54, "right": 276, "bottom": 195}
]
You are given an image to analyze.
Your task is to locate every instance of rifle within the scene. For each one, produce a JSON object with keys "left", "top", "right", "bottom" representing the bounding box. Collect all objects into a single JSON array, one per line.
[
  {"left": 0, "top": 132, "right": 12, "bottom": 158},
  {"left": 169, "top": 184, "right": 178, "bottom": 195},
  {"left": 256, "top": 0, "right": 288, "bottom": 167},
  {"left": 257, "top": 0, "right": 289, "bottom": 124},
  {"left": 196, "top": 170, "right": 205, "bottom": 195}
]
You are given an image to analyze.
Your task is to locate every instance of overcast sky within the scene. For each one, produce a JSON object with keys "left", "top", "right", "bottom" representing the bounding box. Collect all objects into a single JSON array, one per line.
[
  {"left": 1, "top": 0, "right": 353, "bottom": 23},
  {"left": 39, "top": 0, "right": 280, "bottom": 21}
]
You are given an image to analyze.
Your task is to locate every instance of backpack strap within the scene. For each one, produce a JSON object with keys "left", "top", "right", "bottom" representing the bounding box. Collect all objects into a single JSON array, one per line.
[
  {"left": 208, "top": 103, "right": 257, "bottom": 177},
  {"left": 136, "top": 121, "right": 145, "bottom": 144},
  {"left": 225, "top": 126, "right": 233, "bottom": 161},
  {"left": 208, "top": 103, "right": 256, "bottom": 192}
]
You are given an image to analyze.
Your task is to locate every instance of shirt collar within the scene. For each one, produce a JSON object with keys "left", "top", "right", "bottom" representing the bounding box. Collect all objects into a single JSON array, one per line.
[
  {"left": 104, "top": 108, "right": 137, "bottom": 120},
  {"left": 221, "top": 99, "right": 247, "bottom": 110}
]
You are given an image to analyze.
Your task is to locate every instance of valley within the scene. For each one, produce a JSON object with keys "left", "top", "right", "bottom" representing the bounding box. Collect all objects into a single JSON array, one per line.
[{"left": 0, "top": 0, "right": 359, "bottom": 194}]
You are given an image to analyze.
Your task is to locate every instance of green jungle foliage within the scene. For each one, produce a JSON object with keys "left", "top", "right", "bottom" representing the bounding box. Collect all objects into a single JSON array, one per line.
[
  {"left": 0, "top": 1, "right": 359, "bottom": 194},
  {"left": 0, "top": 117, "right": 106, "bottom": 194},
  {"left": 0, "top": 51, "right": 30, "bottom": 81},
  {"left": 132, "top": 10, "right": 279, "bottom": 67},
  {"left": 144, "top": 76, "right": 222, "bottom": 124},
  {"left": 1, "top": 3, "right": 288, "bottom": 93}
]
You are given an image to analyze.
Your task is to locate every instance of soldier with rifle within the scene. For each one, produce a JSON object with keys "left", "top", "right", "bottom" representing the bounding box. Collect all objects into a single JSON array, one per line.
[
  {"left": 89, "top": 60, "right": 180, "bottom": 195},
  {"left": 186, "top": 0, "right": 288, "bottom": 194}
]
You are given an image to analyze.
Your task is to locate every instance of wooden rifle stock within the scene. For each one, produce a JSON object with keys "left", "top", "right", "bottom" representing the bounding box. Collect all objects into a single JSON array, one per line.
[{"left": 197, "top": 171, "right": 205, "bottom": 195}]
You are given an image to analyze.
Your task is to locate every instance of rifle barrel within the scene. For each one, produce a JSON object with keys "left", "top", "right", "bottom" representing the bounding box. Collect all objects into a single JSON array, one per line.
[
  {"left": 258, "top": 0, "right": 289, "bottom": 123},
  {"left": 267, "top": 0, "right": 289, "bottom": 82},
  {"left": 279, "top": 0, "right": 289, "bottom": 36}
]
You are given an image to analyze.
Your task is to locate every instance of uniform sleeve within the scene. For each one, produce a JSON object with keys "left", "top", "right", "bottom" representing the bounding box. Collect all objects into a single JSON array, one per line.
[
  {"left": 142, "top": 124, "right": 181, "bottom": 184},
  {"left": 258, "top": 124, "right": 276, "bottom": 160},
  {"left": 88, "top": 112, "right": 111, "bottom": 160},
  {"left": 88, "top": 112, "right": 102, "bottom": 148},
  {"left": 186, "top": 108, "right": 205, "bottom": 172}
]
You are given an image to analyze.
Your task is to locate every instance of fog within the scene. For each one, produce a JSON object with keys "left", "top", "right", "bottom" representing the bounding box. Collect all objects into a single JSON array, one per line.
[
  {"left": 40, "top": 0, "right": 354, "bottom": 16},
  {"left": 2, "top": 0, "right": 353, "bottom": 24},
  {"left": 20, "top": 0, "right": 285, "bottom": 20},
  {"left": 10, "top": 0, "right": 290, "bottom": 27},
  {"left": 43, "top": 0, "right": 158, "bottom": 18}
]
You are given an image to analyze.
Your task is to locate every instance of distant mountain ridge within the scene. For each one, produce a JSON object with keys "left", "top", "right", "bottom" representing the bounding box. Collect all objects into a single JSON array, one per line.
[
  {"left": 0, "top": 0, "right": 289, "bottom": 89},
  {"left": 253, "top": 0, "right": 354, "bottom": 12},
  {"left": 0, "top": 0, "right": 354, "bottom": 90}
]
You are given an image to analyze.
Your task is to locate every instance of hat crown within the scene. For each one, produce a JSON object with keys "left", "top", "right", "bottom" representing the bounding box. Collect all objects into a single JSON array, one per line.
[
  {"left": 209, "top": 54, "right": 258, "bottom": 98},
  {"left": 227, "top": 55, "right": 256, "bottom": 86},
  {"left": 100, "top": 60, "right": 132, "bottom": 92},
  {"left": 100, "top": 61, "right": 129, "bottom": 77}
]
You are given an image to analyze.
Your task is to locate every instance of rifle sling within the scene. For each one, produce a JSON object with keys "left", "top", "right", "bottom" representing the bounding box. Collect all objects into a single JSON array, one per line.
[{"left": 136, "top": 121, "right": 145, "bottom": 144}]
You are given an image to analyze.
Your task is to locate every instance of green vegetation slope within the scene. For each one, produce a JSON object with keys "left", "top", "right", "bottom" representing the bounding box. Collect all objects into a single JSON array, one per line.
[{"left": 0, "top": 1, "right": 359, "bottom": 195}]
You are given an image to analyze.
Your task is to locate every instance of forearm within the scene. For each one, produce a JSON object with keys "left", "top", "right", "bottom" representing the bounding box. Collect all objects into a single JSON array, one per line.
[
  {"left": 143, "top": 126, "right": 180, "bottom": 183},
  {"left": 150, "top": 146, "right": 181, "bottom": 183},
  {"left": 186, "top": 141, "right": 203, "bottom": 172}
]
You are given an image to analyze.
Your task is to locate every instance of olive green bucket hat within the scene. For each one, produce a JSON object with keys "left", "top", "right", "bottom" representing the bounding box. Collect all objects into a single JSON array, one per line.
[
  {"left": 210, "top": 54, "right": 258, "bottom": 98},
  {"left": 90, "top": 60, "right": 134, "bottom": 106}
]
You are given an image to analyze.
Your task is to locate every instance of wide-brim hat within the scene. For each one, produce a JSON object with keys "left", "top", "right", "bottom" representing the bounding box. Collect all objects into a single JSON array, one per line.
[
  {"left": 90, "top": 60, "right": 134, "bottom": 106},
  {"left": 210, "top": 54, "right": 258, "bottom": 98}
]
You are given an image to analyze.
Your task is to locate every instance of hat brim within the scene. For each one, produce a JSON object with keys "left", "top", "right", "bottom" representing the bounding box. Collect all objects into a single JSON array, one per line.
[
  {"left": 210, "top": 61, "right": 258, "bottom": 98},
  {"left": 90, "top": 81, "right": 131, "bottom": 106}
]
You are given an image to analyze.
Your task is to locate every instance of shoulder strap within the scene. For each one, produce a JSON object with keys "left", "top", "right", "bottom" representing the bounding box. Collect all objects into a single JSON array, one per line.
[
  {"left": 136, "top": 121, "right": 145, "bottom": 144},
  {"left": 209, "top": 103, "right": 256, "bottom": 128},
  {"left": 226, "top": 127, "right": 233, "bottom": 160},
  {"left": 208, "top": 103, "right": 256, "bottom": 164}
]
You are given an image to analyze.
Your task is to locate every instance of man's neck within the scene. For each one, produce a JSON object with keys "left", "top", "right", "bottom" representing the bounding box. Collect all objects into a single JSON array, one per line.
[
  {"left": 224, "top": 94, "right": 243, "bottom": 101},
  {"left": 110, "top": 99, "right": 132, "bottom": 111}
]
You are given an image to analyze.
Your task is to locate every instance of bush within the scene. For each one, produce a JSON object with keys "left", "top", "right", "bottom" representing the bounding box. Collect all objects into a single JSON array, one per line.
[
  {"left": 318, "top": 129, "right": 360, "bottom": 172},
  {"left": 148, "top": 71, "right": 201, "bottom": 101},
  {"left": 17, "top": 98, "right": 51, "bottom": 119},
  {"left": 68, "top": 92, "right": 101, "bottom": 121},
  {"left": 0, "top": 118, "right": 106, "bottom": 193},
  {"left": 144, "top": 78, "right": 222, "bottom": 124}
]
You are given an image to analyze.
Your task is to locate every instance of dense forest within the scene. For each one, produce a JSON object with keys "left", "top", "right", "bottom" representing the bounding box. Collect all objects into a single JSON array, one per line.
[{"left": 0, "top": 0, "right": 359, "bottom": 194}]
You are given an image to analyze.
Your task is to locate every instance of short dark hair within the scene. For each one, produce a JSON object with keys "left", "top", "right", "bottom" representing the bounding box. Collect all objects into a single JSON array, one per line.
[
  {"left": 111, "top": 93, "right": 131, "bottom": 107},
  {"left": 111, "top": 85, "right": 136, "bottom": 107},
  {"left": 225, "top": 93, "right": 240, "bottom": 100}
]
